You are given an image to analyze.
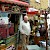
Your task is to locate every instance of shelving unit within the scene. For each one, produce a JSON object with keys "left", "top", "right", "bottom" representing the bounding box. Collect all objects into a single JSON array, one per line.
[{"left": 0, "top": 3, "right": 20, "bottom": 50}]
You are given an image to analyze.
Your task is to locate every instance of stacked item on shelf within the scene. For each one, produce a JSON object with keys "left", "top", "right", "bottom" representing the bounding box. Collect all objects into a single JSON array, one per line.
[
  {"left": 6, "top": 45, "right": 16, "bottom": 50},
  {"left": 0, "top": 25, "right": 7, "bottom": 39},
  {"left": 0, "top": 44, "right": 6, "bottom": 50},
  {"left": 0, "top": 23, "right": 14, "bottom": 39},
  {"left": 26, "top": 45, "right": 40, "bottom": 50},
  {"left": 9, "top": 23, "right": 14, "bottom": 36},
  {"left": 0, "top": 39, "right": 6, "bottom": 50}
]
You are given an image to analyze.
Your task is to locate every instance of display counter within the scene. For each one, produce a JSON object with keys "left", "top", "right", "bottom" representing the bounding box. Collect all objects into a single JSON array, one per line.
[
  {"left": 5, "top": 33, "right": 17, "bottom": 50},
  {"left": 0, "top": 33, "right": 17, "bottom": 50}
]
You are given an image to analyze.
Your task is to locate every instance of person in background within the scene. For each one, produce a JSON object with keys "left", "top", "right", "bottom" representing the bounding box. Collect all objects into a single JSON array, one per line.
[
  {"left": 19, "top": 15, "right": 31, "bottom": 50},
  {"left": 29, "top": 19, "right": 34, "bottom": 31},
  {"left": 33, "top": 15, "right": 38, "bottom": 26}
]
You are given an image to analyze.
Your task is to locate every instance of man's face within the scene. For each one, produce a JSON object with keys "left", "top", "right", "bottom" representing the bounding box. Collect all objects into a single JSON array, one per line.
[{"left": 24, "top": 16, "right": 28, "bottom": 22}]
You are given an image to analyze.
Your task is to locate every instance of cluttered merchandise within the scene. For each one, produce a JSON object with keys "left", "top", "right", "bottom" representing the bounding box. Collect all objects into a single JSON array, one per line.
[{"left": 0, "top": 11, "right": 17, "bottom": 50}]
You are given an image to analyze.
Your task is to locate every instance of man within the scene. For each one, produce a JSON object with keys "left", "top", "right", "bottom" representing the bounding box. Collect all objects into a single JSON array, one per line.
[{"left": 19, "top": 15, "right": 31, "bottom": 50}]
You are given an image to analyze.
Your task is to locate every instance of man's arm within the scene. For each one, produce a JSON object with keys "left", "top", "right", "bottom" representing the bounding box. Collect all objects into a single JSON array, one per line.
[{"left": 19, "top": 22, "right": 25, "bottom": 34}]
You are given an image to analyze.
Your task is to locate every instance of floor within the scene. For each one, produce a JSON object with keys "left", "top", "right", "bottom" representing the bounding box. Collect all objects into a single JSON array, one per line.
[
  {"left": 17, "top": 33, "right": 50, "bottom": 50},
  {"left": 17, "top": 44, "right": 50, "bottom": 50},
  {"left": 17, "top": 45, "right": 45, "bottom": 50}
]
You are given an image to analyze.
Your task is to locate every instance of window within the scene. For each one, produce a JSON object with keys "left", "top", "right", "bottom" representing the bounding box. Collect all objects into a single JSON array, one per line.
[{"left": 35, "top": 0, "right": 40, "bottom": 3}]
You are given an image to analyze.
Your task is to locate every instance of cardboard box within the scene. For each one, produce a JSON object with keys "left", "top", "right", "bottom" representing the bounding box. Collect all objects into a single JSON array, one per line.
[
  {"left": 0, "top": 44, "right": 6, "bottom": 50},
  {"left": 26, "top": 45, "right": 40, "bottom": 50}
]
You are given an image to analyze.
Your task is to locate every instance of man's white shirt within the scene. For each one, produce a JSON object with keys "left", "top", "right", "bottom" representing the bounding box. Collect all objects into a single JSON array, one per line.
[{"left": 19, "top": 21, "right": 31, "bottom": 35}]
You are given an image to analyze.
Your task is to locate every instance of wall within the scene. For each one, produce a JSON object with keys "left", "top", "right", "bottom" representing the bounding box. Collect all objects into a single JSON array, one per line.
[{"left": 30, "top": 0, "right": 48, "bottom": 10}]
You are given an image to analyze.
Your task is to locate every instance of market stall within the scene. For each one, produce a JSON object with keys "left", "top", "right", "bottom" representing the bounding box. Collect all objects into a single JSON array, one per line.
[{"left": 0, "top": 0, "right": 29, "bottom": 50}]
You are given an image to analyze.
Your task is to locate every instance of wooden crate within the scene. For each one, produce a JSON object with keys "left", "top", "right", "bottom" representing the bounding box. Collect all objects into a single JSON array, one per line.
[{"left": 0, "top": 44, "right": 6, "bottom": 50}]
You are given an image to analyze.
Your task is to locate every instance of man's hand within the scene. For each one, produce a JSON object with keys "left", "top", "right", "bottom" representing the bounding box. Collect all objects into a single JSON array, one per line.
[{"left": 21, "top": 33, "right": 26, "bottom": 35}]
